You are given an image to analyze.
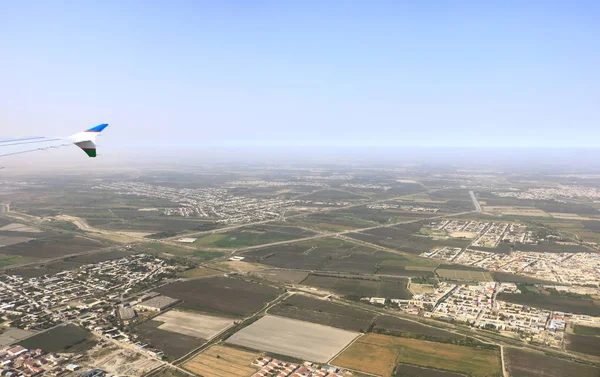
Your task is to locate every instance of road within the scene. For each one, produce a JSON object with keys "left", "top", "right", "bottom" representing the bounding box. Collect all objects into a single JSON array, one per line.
[{"left": 470, "top": 190, "right": 482, "bottom": 212}]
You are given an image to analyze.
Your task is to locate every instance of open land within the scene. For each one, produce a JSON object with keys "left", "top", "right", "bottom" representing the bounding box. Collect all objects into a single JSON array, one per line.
[
  {"left": 504, "top": 347, "right": 600, "bottom": 377},
  {"left": 19, "top": 325, "right": 95, "bottom": 353},
  {"left": 154, "top": 310, "right": 234, "bottom": 340},
  {"left": 300, "top": 274, "right": 411, "bottom": 299},
  {"left": 268, "top": 294, "right": 376, "bottom": 332},
  {"left": 193, "top": 224, "right": 316, "bottom": 248},
  {"left": 373, "top": 315, "right": 466, "bottom": 342},
  {"left": 332, "top": 333, "right": 501, "bottom": 377},
  {"left": 227, "top": 315, "right": 359, "bottom": 363},
  {"left": 134, "top": 320, "right": 203, "bottom": 360},
  {"left": 436, "top": 268, "right": 494, "bottom": 281},
  {"left": 393, "top": 363, "right": 465, "bottom": 377},
  {"left": 183, "top": 344, "right": 260, "bottom": 377},
  {"left": 156, "top": 276, "right": 281, "bottom": 317},
  {"left": 0, "top": 328, "right": 35, "bottom": 347},
  {"left": 565, "top": 333, "right": 600, "bottom": 357}
]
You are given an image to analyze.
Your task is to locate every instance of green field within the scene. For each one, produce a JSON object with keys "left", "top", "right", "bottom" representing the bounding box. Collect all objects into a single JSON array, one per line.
[
  {"left": 193, "top": 225, "right": 316, "bottom": 248},
  {"left": 300, "top": 274, "right": 411, "bottom": 299},
  {"left": 436, "top": 268, "right": 493, "bottom": 281},
  {"left": 573, "top": 324, "right": 600, "bottom": 336},
  {"left": 334, "top": 333, "right": 501, "bottom": 377},
  {"left": 142, "top": 243, "right": 224, "bottom": 261},
  {"left": 0, "top": 254, "right": 38, "bottom": 268}
]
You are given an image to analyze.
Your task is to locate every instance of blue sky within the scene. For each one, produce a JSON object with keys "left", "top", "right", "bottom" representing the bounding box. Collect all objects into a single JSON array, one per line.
[{"left": 1, "top": 1, "right": 599, "bottom": 149}]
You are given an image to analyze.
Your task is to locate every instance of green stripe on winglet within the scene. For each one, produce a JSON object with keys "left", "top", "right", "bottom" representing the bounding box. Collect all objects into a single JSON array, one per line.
[{"left": 82, "top": 149, "right": 96, "bottom": 157}]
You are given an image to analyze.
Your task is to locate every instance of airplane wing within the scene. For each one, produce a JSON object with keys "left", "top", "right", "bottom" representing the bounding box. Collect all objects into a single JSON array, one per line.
[{"left": 0, "top": 124, "right": 109, "bottom": 158}]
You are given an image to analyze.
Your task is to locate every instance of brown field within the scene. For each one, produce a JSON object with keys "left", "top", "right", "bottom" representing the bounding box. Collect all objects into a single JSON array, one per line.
[
  {"left": 156, "top": 277, "right": 281, "bottom": 317},
  {"left": 183, "top": 345, "right": 259, "bottom": 377},
  {"left": 504, "top": 347, "right": 600, "bottom": 377},
  {"left": 333, "top": 333, "right": 500, "bottom": 377},
  {"left": 226, "top": 315, "right": 359, "bottom": 363},
  {"left": 154, "top": 310, "right": 234, "bottom": 339},
  {"left": 482, "top": 206, "right": 550, "bottom": 217},
  {"left": 436, "top": 269, "right": 493, "bottom": 281},
  {"left": 178, "top": 266, "right": 222, "bottom": 278},
  {"left": 252, "top": 270, "right": 310, "bottom": 284}
]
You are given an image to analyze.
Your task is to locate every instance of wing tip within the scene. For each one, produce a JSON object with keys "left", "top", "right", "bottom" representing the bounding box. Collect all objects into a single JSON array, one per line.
[{"left": 85, "top": 123, "right": 109, "bottom": 133}]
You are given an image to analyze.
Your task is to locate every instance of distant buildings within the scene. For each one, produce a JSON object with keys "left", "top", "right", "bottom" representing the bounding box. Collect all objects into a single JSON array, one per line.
[{"left": 135, "top": 296, "right": 180, "bottom": 312}]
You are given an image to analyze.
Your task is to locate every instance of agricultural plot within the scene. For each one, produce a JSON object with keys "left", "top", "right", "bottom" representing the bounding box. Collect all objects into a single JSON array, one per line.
[
  {"left": 573, "top": 324, "right": 600, "bottom": 336},
  {"left": 243, "top": 237, "right": 380, "bottom": 272},
  {"left": 134, "top": 320, "right": 203, "bottom": 359},
  {"left": 154, "top": 310, "right": 234, "bottom": 340},
  {"left": 349, "top": 223, "right": 472, "bottom": 255},
  {"left": 269, "top": 294, "right": 376, "bottom": 332},
  {"left": 0, "top": 328, "right": 34, "bottom": 347},
  {"left": 178, "top": 266, "right": 222, "bottom": 278},
  {"left": 504, "top": 347, "right": 600, "bottom": 377},
  {"left": 373, "top": 316, "right": 465, "bottom": 342},
  {"left": 288, "top": 212, "right": 378, "bottom": 231},
  {"left": 340, "top": 205, "right": 433, "bottom": 224},
  {"left": 301, "top": 274, "right": 411, "bottom": 299},
  {"left": 141, "top": 242, "right": 224, "bottom": 261},
  {"left": 566, "top": 333, "right": 600, "bottom": 357},
  {"left": 0, "top": 236, "right": 33, "bottom": 248},
  {"left": 156, "top": 276, "right": 281, "bottom": 317},
  {"left": 193, "top": 225, "right": 316, "bottom": 248},
  {"left": 68, "top": 250, "right": 132, "bottom": 264},
  {"left": 19, "top": 325, "right": 95, "bottom": 353},
  {"left": 498, "top": 291, "right": 600, "bottom": 316},
  {"left": 0, "top": 223, "right": 41, "bottom": 233},
  {"left": 0, "top": 254, "right": 38, "bottom": 269},
  {"left": 333, "top": 334, "right": 500, "bottom": 377},
  {"left": 393, "top": 364, "right": 465, "bottom": 377},
  {"left": 252, "top": 270, "right": 310, "bottom": 284},
  {"left": 1, "top": 235, "right": 104, "bottom": 259},
  {"left": 183, "top": 344, "right": 259, "bottom": 377},
  {"left": 297, "top": 189, "right": 367, "bottom": 201},
  {"left": 436, "top": 268, "right": 493, "bottom": 281},
  {"left": 226, "top": 315, "right": 359, "bottom": 363},
  {"left": 491, "top": 271, "right": 558, "bottom": 285}
]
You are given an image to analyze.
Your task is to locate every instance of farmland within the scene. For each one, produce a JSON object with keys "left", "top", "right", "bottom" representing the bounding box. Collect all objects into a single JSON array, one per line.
[
  {"left": 183, "top": 345, "right": 259, "bottom": 377},
  {"left": 134, "top": 320, "right": 203, "bottom": 359},
  {"left": 156, "top": 276, "right": 281, "bottom": 317},
  {"left": 393, "top": 364, "right": 465, "bottom": 377},
  {"left": 251, "top": 270, "right": 310, "bottom": 284},
  {"left": 498, "top": 290, "right": 600, "bottom": 316},
  {"left": 140, "top": 242, "right": 224, "bottom": 261},
  {"left": 19, "top": 325, "right": 95, "bottom": 353},
  {"left": 153, "top": 310, "right": 234, "bottom": 340},
  {"left": 300, "top": 274, "right": 411, "bottom": 299},
  {"left": 288, "top": 212, "right": 378, "bottom": 232},
  {"left": 436, "top": 268, "right": 493, "bottom": 281},
  {"left": 244, "top": 237, "right": 437, "bottom": 275},
  {"left": 177, "top": 266, "right": 222, "bottom": 278},
  {"left": 193, "top": 225, "right": 316, "bottom": 248},
  {"left": 349, "top": 223, "right": 472, "bottom": 255},
  {"left": 504, "top": 347, "right": 600, "bottom": 377},
  {"left": 373, "top": 316, "right": 465, "bottom": 342},
  {"left": 268, "top": 294, "right": 376, "bottom": 332},
  {"left": 566, "top": 333, "right": 600, "bottom": 357},
  {"left": 333, "top": 333, "right": 501, "bottom": 377},
  {"left": 573, "top": 324, "right": 600, "bottom": 337},
  {"left": 297, "top": 189, "right": 367, "bottom": 201},
  {"left": 0, "top": 235, "right": 105, "bottom": 259},
  {"left": 226, "top": 315, "right": 359, "bottom": 363},
  {"left": 243, "top": 237, "right": 384, "bottom": 273}
]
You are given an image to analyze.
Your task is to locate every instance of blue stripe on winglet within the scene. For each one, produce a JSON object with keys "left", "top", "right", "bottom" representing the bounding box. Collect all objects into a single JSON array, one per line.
[{"left": 85, "top": 124, "right": 109, "bottom": 132}]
